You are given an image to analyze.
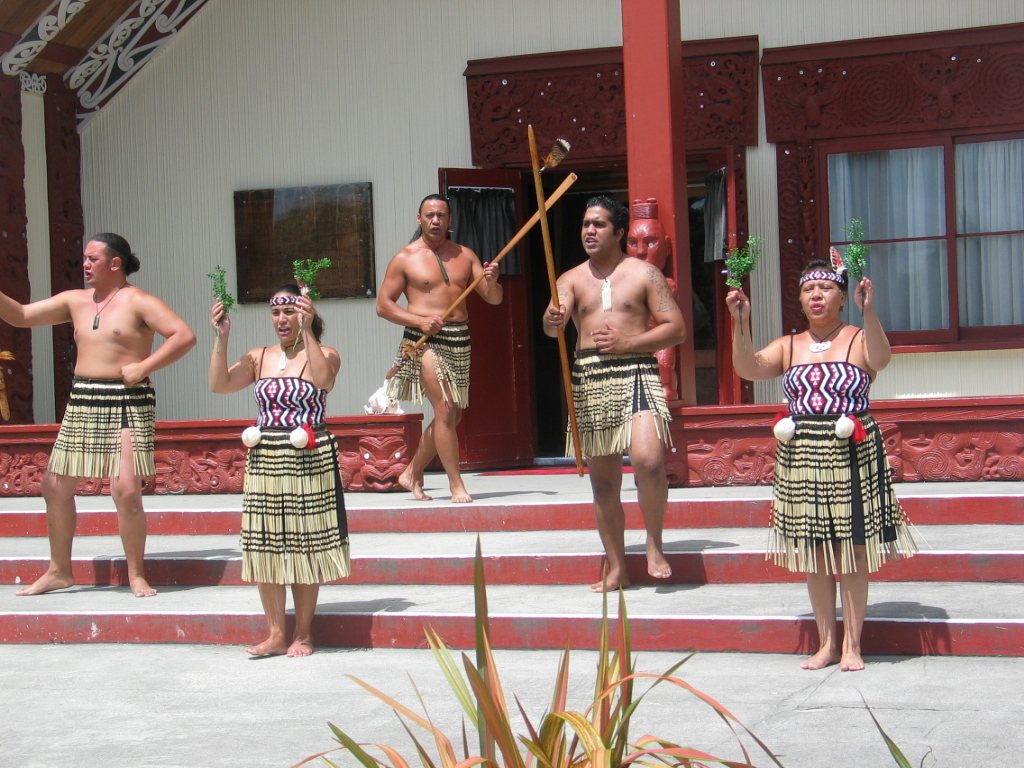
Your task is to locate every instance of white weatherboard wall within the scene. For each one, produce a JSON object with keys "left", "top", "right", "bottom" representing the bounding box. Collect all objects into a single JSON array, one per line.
[{"left": 77, "top": 0, "right": 1024, "bottom": 421}]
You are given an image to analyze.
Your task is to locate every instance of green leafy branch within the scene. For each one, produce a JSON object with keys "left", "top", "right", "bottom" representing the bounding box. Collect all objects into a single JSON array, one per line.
[
  {"left": 207, "top": 265, "right": 235, "bottom": 315},
  {"left": 725, "top": 235, "right": 763, "bottom": 289},
  {"left": 293, "top": 258, "right": 332, "bottom": 301},
  {"left": 207, "top": 265, "right": 235, "bottom": 352},
  {"left": 842, "top": 217, "right": 869, "bottom": 284}
]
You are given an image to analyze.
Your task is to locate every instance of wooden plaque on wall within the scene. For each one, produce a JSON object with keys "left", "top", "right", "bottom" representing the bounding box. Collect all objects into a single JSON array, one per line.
[{"left": 233, "top": 182, "right": 375, "bottom": 303}]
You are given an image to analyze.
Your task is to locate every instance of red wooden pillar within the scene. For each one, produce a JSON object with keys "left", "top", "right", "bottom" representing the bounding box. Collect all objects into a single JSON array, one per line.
[
  {"left": 621, "top": 0, "right": 696, "bottom": 405},
  {"left": 44, "top": 81, "right": 84, "bottom": 421},
  {"left": 0, "top": 76, "right": 34, "bottom": 424}
]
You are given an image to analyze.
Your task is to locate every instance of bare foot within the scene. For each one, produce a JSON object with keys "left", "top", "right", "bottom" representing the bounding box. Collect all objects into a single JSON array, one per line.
[
  {"left": 590, "top": 573, "right": 630, "bottom": 593},
  {"left": 840, "top": 651, "right": 865, "bottom": 671},
  {"left": 246, "top": 636, "right": 288, "bottom": 657},
  {"left": 287, "top": 635, "right": 315, "bottom": 657},
  {"left": 801, "top": 648, "right": 841, "bottom": 670},
  {"left": 129, "top": 575, "right": 157, "bottom": 597},
  {"left": 646, "top": 543, "right": 672, "bottom": 580},
  {"left": 15, "top": 570, "right": 74, "bottom": 596},
  {"left": 450, "top": 486, "right": 473, "bottom": 503},
  {"left": 399, "top": 467, "right": 433, "bottom": 501}
]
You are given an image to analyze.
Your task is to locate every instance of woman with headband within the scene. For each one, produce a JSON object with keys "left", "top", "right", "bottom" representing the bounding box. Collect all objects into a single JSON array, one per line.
[
  {"left": 209, "top": 285, "right": 349, "bottom": 657},
  {"left": 726, "top": 258, "right": 916, "bottom": 671}
]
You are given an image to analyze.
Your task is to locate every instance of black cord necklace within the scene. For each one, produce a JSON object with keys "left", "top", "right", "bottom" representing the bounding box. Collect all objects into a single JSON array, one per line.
[{"left": 808, "top": 322, "right": 844, "bottom": 353}]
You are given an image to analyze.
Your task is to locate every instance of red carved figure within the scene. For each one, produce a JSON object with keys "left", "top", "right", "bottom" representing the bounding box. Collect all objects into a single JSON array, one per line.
[{"left": 626, "top": 199, "right": 680, "bottom": 403}]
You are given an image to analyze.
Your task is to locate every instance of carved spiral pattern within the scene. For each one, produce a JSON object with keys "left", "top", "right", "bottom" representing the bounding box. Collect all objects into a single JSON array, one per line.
[
  {"left": 696, "top": 456, "right": 732, "bottom": 485},
  {"left": 986, "top": 454, "right": 1024, "bottom": 481},
  {"left": 973, "top": 52, "right": 1024, "bottom": 116},
  {"left": 838, "top": 64, "right": 918, "bottom": 127},
  {"left": 911, "top": 448, "right": 953, "bottom": 481}
]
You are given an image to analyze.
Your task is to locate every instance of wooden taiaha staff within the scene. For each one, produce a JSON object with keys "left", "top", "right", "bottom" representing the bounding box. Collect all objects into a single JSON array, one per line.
[
  {"left": 386, "top": 170, "right": 578, "bottom": 379},
  {"left": 528, "top": 124, "right": 584, "bottom": 476}
]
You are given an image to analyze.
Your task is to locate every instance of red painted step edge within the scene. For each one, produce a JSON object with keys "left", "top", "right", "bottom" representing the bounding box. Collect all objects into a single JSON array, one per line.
[
  {"left": 3, "top": 551, "right": 1020, "bottom": 587},
  {"left": 1, "top": 495, "right": 1020, "bottom": 537},
  {"left": 2, "top": 611, "right": 1020, "bottom": 656}
]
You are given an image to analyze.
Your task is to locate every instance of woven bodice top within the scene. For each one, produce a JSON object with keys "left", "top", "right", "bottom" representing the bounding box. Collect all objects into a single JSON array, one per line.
[
  {"left": 254, "top": 377, "right": 326, "bottom": 428},
  {"left": 783, "top": 362, "right": 871, "bottom": 415}
]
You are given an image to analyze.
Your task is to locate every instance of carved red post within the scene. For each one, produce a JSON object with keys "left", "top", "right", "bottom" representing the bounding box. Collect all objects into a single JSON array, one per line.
[
  {"left": 0, "top": 76, "right": 34, "bottom": 424},
  {"left": 44, "top": 80, "right": 84, "bottom": 421},
  {"left": 621, "top": 0, "right": 696, "bottom": 405},
  {"left": 627, "top": 198, "right": 680, "bottom": 406}
]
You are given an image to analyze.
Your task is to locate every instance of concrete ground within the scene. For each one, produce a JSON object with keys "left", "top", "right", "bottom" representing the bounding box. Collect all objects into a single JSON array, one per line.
[
  {"left": 2, "top": 472, "right": 1022, "bottom": 767},
  {"left": 2, "top": 643, "right": 1021, "bottom": 768}
]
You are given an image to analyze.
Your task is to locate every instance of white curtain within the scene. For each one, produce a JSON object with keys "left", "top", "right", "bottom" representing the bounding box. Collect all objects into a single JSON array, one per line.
[
  {"left": 955, "top": 138, "right": 1024, "bottom": 327},
  {"left": 828, "top": 147, "right": 947, "bottom": 331}
]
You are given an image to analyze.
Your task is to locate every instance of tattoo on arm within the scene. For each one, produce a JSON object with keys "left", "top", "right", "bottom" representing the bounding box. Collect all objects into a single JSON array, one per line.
[{"left": 647, "top": 267, "right": 678, "bottom": 313}]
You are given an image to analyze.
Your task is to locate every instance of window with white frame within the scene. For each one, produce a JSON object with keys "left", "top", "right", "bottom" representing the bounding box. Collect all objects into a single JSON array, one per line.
[{"left": 825, "top": 134, "right": 1024, "bottom": 345}]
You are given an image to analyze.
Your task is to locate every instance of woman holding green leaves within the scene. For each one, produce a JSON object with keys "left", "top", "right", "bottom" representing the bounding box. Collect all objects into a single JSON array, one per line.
[
  {"left": 726, "top": 258, "right": 916, "bottom": 672},
  {"left": 209, "top": 284, "right": 349, "bottom": 657}
]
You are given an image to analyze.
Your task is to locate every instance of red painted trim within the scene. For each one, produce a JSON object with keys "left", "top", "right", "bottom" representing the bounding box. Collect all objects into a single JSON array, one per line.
[
  {"left": 2, "top": 551, "right": 1018, "bottom": 588},
  {"left": 1, "top": 495, "right": 1019, "bottom": 538},
  {"left": 463, "top": 37, "right": 759, "bottom": 76},
  {"left": 2, "top": 612, "right": 1019, "bottom": 656}
]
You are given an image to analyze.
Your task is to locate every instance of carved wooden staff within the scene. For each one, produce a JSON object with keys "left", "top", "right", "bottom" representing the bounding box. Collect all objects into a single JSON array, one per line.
[
  {"left": 386, "top": 171, "right": 578, "bottom": 379},
  {"left": 528, "top": 125, "right": 584, "bottom": 476}
]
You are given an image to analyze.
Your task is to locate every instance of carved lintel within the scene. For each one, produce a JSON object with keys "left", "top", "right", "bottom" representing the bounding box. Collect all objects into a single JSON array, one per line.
[{"left": 465, "top": 38, "right": 759, "bottom": 169}]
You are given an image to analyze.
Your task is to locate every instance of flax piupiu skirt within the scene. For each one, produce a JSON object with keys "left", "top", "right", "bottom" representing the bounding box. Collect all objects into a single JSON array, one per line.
[{"left": 241, "top": 425, "right": 350, "bottom": 584}]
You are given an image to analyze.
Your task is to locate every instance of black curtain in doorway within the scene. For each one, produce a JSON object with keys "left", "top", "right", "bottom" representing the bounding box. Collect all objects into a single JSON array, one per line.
[
  {"left": 447, "top": 186, "right": 519, "bottom": 274},
  {"left": 703, "top": 167, "right": 728, "bottom": 262}
]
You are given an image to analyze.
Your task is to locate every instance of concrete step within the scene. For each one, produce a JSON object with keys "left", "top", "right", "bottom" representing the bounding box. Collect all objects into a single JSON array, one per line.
[
  {"left": 2, "top": 581, "right": 1022, "bottom": 656},
  {"left": 1, "top": 491, "right": 1021, "bottom": 536},
  {"left": 2, "top": 526, "right": 1021, "bottom": 586}
]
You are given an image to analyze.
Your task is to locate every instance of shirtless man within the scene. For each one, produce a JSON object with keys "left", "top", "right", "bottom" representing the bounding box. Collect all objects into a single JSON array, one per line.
[
  {"left": 0, "top": 233, "right": 196, "bottom": 596},
  {"left": 544, "top": 196, "right": 686, "bottom": 592},
  {"left": 377, "top": 195, "right": 502, "bottom": 503}
]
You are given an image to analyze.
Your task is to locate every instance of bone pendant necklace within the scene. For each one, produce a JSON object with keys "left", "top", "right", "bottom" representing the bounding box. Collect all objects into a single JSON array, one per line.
[
  {"left": 593, "top": 256, "right": 624, "bottom": 312},
  {"left": 808, "top": 322, "right": 844, "bottom": 353}
]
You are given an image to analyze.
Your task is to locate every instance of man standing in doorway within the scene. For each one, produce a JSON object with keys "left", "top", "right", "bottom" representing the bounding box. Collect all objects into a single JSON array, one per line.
[
  {"left": 1, "top": 233, "right": 196, "bottom": 597},
  {"left": 543, "top": 196, "right": 686, "bottom": 591},
  {"left": 377, "top": 194, "right": 503, "bottom": 503}
]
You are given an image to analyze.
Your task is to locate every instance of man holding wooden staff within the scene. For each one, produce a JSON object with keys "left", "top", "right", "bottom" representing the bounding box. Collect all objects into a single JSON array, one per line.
[
  {"left": 543, "top": 196, "right": 686, "bottom": 592},
  {"left": 377, "top": 194, "right": 502, "bottom": 503}
]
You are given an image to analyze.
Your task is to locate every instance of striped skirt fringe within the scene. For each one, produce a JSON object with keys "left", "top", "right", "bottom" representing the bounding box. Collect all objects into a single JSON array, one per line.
[
  {"left": 48, "top": 377, "right": 156, "bottom": 479},
  {"left": 768, "top": 413, "right": 917, "bottom": 575},
  {"left": 241, "top": 426, "right": 351, "bottom": 585},
  {"left": 386, "top": 323, "right": 471, "bottom": 409},
  {"left": 568, "top": 348, "right": 672, "bottom": 458}
]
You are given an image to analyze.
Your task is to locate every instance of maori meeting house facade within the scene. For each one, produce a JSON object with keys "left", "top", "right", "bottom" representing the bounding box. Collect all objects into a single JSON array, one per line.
[{"left": 1, "top": 0, "right": 1023, "bottom": 493}]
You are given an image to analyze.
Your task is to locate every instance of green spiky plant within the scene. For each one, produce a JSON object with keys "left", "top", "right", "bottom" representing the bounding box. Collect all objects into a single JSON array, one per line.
[
  {"left": 291, "top": 258, "right": 332, "bottom": 350},
  {"left": 207, "top": 265, "right": 235, "bottom": 352},
  {"left": 841, "top": 218, "right": 869, "bottom": 285},
  {"left": 293, "top": 541, "right": 786, "bottom": 768},
  {"left": 724, "top": 236, "right": 763, "bottom": 289}
]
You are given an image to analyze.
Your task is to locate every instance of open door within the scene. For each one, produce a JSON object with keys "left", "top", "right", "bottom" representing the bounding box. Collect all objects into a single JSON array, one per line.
[
  {"left": 706, "top": 147, "right": 752, "bottom": 405},
  {"left": 439, "top": 168, "right": 535, "bottom": 468}
]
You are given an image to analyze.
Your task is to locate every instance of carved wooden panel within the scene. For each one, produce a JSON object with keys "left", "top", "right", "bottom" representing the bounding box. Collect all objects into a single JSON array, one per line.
[
  {"left": 775, "top": 141, "right": 819, "bottom": 335},
  {"left": 762, "top": 24, "right": 1024, "bottom": 332},
  {"left": 0, "top": 76, "right": 33, "bottom": 424},
  {"left": 762, "top": 25, "right": 1024, "bottom": 143},
  {"left": 671, "top": 397, "right": 1024, "bottom": 487},
  {"left": 44, "top": 80, "right": 83, "bottom": 420},
  {"left": 465, "top": 37, "right": 759, "bottom": 169},
  {"left": 0, "top": 415, "right": 422, "bottom": 496}
]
